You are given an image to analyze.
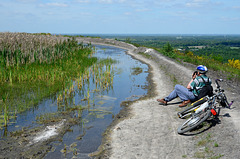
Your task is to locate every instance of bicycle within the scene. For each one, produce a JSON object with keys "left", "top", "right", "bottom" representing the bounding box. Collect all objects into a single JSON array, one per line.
[{"left": 177, "top": 79, "right": 234, "bottom": 134}]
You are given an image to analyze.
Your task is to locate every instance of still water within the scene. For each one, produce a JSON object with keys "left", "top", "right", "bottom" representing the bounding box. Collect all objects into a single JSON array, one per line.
[{"left": 2, "top": 45, "right": 149, "bottom": 158}]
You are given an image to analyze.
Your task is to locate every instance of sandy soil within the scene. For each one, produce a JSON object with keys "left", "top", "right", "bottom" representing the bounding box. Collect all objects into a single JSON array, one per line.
[{"left": 77, "top": 37, "right": 240, "bottom": 159}]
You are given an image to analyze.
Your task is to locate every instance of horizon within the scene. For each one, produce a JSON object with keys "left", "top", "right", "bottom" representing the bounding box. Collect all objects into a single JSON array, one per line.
[{"left": 63, "top": 33, "right": 240, "bottom": 36}]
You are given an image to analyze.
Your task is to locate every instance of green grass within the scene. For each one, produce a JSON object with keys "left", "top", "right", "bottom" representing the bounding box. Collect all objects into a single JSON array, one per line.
[
  {"left": 154, "top": 48, "right": 240, "bottom": 80},
  {"left": 194, "top": 133, "right": 224, "bottom": 159},
  {"left": 0, "top": 33, "right": 99, "bottom": 128}
]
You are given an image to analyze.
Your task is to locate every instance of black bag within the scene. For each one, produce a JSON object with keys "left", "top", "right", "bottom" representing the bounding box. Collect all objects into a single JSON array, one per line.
[{"left": 197, "top": 76, "right": 213, "bottom": 100}]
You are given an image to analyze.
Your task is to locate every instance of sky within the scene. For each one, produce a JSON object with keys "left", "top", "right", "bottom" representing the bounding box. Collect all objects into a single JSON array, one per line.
[{"left": 0, "top": 0, "right": 240, "bottom": 34}]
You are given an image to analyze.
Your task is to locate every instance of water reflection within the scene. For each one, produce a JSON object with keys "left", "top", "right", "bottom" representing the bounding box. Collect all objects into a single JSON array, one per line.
[
  {"left": 1, "top": 45, "right": 149, "bottom": 158},
  {"left": 45, "top": 45, "right": 149, "bottom": 158}
]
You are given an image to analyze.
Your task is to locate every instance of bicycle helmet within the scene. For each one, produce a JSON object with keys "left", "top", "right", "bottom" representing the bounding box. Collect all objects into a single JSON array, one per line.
[{"left": 196, "top": 65, "right": 208, "bottom": 74}]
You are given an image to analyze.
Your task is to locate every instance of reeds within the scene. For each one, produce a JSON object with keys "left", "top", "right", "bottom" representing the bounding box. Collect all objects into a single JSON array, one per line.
[
  {"left": 56, "top": 59, "right": 115, "bottom": 111},
  {"left": 0, "top": 32, "right": 96, "bottom": 128},
  {"left": 0, "top": 32, "right": 62, "bottom": 66},
  {"left": 2, "top": 93, "right": 9, "bottom": 127},
  {"left": 0, "top": 32, "right": 117, "bottom": 129},
  {"left": 0, "top": 32, "right": 92, "bottom": 84}
]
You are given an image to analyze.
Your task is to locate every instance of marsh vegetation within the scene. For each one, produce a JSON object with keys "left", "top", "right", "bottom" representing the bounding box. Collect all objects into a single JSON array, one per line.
[
  {"left": 0, "top": 33, "right": 149, "bottom": 158},
  {"left": 0, "top": 32, "right": 97, "bottom": 128}
]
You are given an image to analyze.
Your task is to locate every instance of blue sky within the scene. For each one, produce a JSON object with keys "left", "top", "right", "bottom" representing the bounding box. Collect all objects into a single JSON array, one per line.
[{"left": 0, "top": 0, "right": 240, "bottom": 34}]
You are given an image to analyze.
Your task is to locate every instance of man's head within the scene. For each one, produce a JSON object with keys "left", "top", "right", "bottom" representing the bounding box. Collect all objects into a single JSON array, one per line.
[{"left": 196, "top": 65, "right": 208, "bottom": 74}]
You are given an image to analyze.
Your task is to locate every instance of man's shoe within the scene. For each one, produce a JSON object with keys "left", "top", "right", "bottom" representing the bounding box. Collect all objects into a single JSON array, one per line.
[
  {"left": 157, "top": 98, "right": 167, "bottom": 105},
  {"left": 179, "top": 100, "right": 191, "bottom": 107}
]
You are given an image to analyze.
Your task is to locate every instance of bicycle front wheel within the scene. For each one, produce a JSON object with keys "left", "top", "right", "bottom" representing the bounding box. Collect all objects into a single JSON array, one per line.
[{"left": 177, "top": 110, "right": 212, "bottom": 134}]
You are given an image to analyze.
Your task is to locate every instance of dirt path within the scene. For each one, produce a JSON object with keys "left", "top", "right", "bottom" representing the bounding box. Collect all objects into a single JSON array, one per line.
[{"left": 78, "top": 37, "right": 240, "bottom": 159}]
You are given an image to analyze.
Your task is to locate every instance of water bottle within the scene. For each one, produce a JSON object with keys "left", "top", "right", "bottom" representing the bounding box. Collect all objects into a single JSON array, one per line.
[{"left": 195, "top": 101, "right": 208, "bottom": 114}]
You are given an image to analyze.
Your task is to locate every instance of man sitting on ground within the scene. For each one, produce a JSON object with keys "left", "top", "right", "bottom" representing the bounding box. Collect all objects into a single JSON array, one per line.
[{"left": 157, "top": 65, "right": 211, "bottom": 107}]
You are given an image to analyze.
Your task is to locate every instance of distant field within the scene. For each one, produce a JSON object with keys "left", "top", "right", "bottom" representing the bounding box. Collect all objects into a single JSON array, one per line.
[
  {"left": 93, "top": 34, "right": 240, "bottom": 63},
  {"left": 230, "top": 47, "right": 240, "bottom": 49}
]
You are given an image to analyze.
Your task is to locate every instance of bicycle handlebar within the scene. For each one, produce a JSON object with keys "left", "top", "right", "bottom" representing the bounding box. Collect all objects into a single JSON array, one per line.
[{"left": 215, "top": 79, "right": 234, "bottom": 109}]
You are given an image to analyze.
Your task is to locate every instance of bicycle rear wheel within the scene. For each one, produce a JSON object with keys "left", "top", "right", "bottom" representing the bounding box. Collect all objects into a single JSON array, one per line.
[{"left": 177, "top": 109, "right": 212, "bottom": 134}]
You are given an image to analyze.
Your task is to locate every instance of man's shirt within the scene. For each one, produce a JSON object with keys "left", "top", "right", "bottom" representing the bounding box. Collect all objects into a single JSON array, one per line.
[{"left": 190, "top": 75, "right": 212, "bottom": 96}]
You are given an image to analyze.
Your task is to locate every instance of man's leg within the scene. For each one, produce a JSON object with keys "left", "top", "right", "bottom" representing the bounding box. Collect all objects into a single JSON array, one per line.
[
  {"left": 158, "top": 84, "right": 195, "bottom": 105},
  {"left": 174, "top": 84, "right": 190, "bottom": 101},
  {"left": 174, "top": 84, "right": 196, "bottom": 101},
  {"left": 174, "top": 84, "right": 196, "bottom": 107},
  {"left": 157, "top": 85, "right": 178, "bottom": 105},
  {"left": 164, "top": 86, "right": 178, "bottom": 102}
]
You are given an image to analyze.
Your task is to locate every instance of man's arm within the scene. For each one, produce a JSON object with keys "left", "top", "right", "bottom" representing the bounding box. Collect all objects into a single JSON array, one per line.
[
  {"left": 187, "top": 73, "right": 197, "bottom": 89},
  {"left": 187, "top": 79, "right": 193, "bottom": 89}
]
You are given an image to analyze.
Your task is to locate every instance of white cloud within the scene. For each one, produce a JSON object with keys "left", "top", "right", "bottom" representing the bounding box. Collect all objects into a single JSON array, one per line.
[
  {"left": 74, "top": 0, "right": 90, "bottom": 3},
  {"left": 15, "top": 0, "right": 36, "bottom": 2},
  {"left": 135, "top": 8, "right": 151, "bottom": 12},
  {"left": 232, "top": 6, "right": 240, "bottom": 10},
  {"left": 124, "top": 12, "right": 132, "bottom": 15},
  {"left": 185, "top": 0, "right": 210, "bottom": 8},
  {"left": 39, "top": 3, "right": 68, "bottom": 7},
  {"left": 117, "top": 0, "right": 127, "bottom": 3},
  {"left": 98, "top": 0, "right": 113, "bottom": 4},
  {"left": 220, "top": 16, "right": 240, "bottom": 22}
]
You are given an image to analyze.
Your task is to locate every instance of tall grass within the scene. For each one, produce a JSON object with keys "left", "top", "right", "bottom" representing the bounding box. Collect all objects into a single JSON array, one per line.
[
  {"left": 56, "top": 59, "right": 115, "bottom": 109},
  {"left": 0, "top": 32, "right": 92, "bottom": 85},
  {"left": 0, "top": 32, "right": 97, "bottom": 128}
]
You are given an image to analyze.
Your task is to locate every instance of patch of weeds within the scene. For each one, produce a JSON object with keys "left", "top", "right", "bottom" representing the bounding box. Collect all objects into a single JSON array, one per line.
[
  {"left": 209, "top": 154, "right": 224, "bottom": 159},
  {"left": 138, "top": 52, "right": 153, "bottom": 59},
  {"left": 10, "top": 127, "right": 28, "bottom": 137},
  {"left": 205, "top": 147, "right": 213, "bottom": 154},
  {"left": 131, "top": 67, "right": 143, "bottom": 75},
  {"left": 206, "top": 133, "right": 212, "bottom": 142},
  {"left": 66, "top": 129, "right": 73, "bottom": 132},
  {"left": 61, "top": 144, "right": 68, "bottom": 154},
  {"left": 194, "top": 151, "right": 205, "bottom": 158},
  {"left": 170, "top": 75, "right": 178, "bottom": 86},
  {"left": 182, "top": 154, "right": 187, "bottom": 158},
  {"left": 198, "top": 140, "right": 207, "bottom": 146},
  {"left": 195, "top": 133, "right": 223, "bottom": 159},
  {"left": 60, "top": 142, "right": 78, "bottom": 156},
  {"left": 197, "top": 133, "right": 213, "bottom": 146},
  {"left": 36, "top": 112, "right": 63, "bottom": 124},
  {"left": 214, "top": 142, "right": 219, "bottom": 147},
  {"left": 196, "top": 121, "right": 212, "bottom": 132}
]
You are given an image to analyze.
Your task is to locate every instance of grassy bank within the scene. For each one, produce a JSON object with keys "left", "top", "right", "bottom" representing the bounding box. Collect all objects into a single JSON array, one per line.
[
  {"left": 0, "top": 33, "right": 97, "bottom": 128},
  {"left": 155, "top": 46, "right": 240, "bottom": 80}
]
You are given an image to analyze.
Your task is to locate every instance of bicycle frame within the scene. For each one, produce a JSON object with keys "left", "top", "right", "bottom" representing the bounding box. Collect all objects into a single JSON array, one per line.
[
  {"left": 177, "top": 79, "right": 234, "bottom": 134},
  {"left": 177, "top": 79, "right": 233, "bottom": 119}
]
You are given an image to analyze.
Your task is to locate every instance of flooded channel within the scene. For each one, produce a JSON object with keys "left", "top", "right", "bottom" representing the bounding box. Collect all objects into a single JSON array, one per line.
[{"left": 0, "top": 45, "right": 149, "bottom": 158}]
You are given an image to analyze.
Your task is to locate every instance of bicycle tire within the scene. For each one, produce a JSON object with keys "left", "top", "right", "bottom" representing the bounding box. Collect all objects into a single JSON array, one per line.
[{"left": 177, "top": 110, "right": 212, "bottom": 134}]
